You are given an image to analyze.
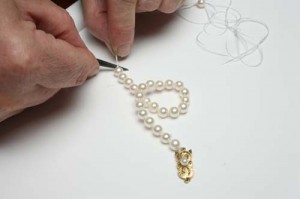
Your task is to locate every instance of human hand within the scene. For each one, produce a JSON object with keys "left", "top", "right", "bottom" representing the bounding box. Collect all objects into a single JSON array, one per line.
[
  {"left": 82, "top": 0, "right": 185, "bottom": 57},
  {"left": 0, "top": 0, "right": 99, "bottom": 122}
]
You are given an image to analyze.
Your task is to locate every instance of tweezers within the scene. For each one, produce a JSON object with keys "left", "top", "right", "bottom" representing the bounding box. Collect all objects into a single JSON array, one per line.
[{"left": 97, "top": 59, "right": 129, "bottom": 71}]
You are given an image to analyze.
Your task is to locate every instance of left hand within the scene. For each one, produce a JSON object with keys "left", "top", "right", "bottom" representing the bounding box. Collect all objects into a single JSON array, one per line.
[{"left": 82, "top": 0, "right": 185, "bottom": 57}]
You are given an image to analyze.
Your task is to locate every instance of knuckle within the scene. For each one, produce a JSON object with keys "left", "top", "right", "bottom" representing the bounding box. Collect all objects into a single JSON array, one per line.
[
  {"left": 3, "top": 38, "right": 35, "bottom": 78},
  {"left": 59, "top": 10, "right": 75, "bottom": 28}
]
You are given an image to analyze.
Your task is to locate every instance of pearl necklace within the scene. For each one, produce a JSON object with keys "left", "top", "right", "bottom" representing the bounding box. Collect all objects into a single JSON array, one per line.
[{"left": 113, "top": 59, "right": 194, "bottom": 183}]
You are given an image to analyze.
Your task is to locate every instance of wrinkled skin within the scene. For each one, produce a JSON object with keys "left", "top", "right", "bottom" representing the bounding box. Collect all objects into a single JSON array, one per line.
[
  {"left": 82, "top": 0, "right": 185, "bottom": 57},
  {"left": 0, "top": 0, "right": 184, "bottom": 122},
  {"left": 0, "top": 0, "right": 99, "bottom": 122}
]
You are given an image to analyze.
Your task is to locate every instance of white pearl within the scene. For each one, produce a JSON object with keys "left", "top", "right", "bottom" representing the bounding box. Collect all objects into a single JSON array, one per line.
[
  {"left": 124, "top": 78, "right": 133, "bottom": 89},
  {"left": 170, "top": 139, "right": 180, "bottom": 151},
  {"left": 137, "top": 109, "right": 148, "bottom": 120},
  {"left": 114, "top": 67, "right": 123, "bottom": 77},
  {"left": 161, "top": 133, "right": 171, "bottom": 144},
  {"left": 181, "top": 96, "right": 190, "bottom": 105},
  {"left": 149, "top": 102, "right": 159, "bottom": 113},
  {"left": 169, "top": 107, "right": 179, "bottom": 118},
  {"left": 135, "top": 92, "right": 145, "bottom": 102},
  {"left": 180, "top": 157, "right": 189, "bottom": 166},
  {"left": 136, "top": 102, "right": 144, "bottom": 110},
  {"left": 152, "top": 125, "right": 163, "bottom": 137},
  {"left": 156, "top": 81, "right": 164, "bottom": 91},
  {"left": 146, "top": 80, "right": 155, "bottom": 91},
  {"left": 165, "top": 80, "right": 174, "bottom": 90},
  {"left": 118, "top": 73, "right": 127, "bottom": 84},
  {"left": 158, "top": 107, "right": 169, "bottom": 118},
  {"left": 143, "top": 98, "right": 151, "bottom": 108},
  {"left": 179, "top": 103, "right": 188, "bottom": 114},
  {"left": 175, "top": 81, "right": 184, "bottom": 91},
  {"left": 180, "top": 88, "right": 189, "bottom": 97},
  {"left": 144, "top": 117, "right": 155, "bottom": 128},
  {"left": 138, "top": 83, "right": 148, "bottom": 92},
  {"left": 197, "top": 0, "right": 205, "bottom": 8},
  {"left": 130, "top": 84, "right": 138, "bottom": 94}
]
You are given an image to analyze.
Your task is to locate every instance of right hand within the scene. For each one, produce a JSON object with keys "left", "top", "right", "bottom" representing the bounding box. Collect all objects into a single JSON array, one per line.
[
  {"left": 82, "top": 0, "right": 185, "bottom": 57},
  {"left": 0, "top": 0, "right": 99, "bottom": 122}
]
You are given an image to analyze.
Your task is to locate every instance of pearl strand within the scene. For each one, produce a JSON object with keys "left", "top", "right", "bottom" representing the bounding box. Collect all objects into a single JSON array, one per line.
[
  {"left": 114, "top": 66, "right": 190, "bottom": 152},
  {"left": 114, "top": 63, "right": 194, "bottom": 183}
]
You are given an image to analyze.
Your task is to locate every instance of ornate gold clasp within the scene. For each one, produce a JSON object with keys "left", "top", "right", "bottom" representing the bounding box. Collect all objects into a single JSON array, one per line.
[{"left": 175, "top": 148, "right": 194, "bottom": 183}]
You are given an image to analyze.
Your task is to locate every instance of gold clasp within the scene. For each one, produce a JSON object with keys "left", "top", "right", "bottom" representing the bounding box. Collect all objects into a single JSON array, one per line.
[{"left": 175, "top": 148, "right": 194, "bottom": 183}]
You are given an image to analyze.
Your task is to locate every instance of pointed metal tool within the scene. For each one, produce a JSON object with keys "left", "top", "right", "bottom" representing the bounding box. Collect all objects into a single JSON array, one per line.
[{"left": 97, "top": 59, "right": 129, "bottom": 71}]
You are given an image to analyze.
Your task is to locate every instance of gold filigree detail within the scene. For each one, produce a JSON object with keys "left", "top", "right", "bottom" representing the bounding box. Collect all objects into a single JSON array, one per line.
[{"left": 175, "top": 147, "right": 194, "bottom": 183}]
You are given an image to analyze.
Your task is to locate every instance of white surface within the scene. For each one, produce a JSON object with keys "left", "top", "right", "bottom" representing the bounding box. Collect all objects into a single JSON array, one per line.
[
  {"left": 66, "top": 1, "right": 84, "bottom": 31},
  {"left": 1, "top": 0, "right": 300, "bottom": 199}
]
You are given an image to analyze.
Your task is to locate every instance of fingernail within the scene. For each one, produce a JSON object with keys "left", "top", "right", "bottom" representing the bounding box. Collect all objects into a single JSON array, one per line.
[{"left": 116, "top": 43, "right": 131, "bottom": 57}]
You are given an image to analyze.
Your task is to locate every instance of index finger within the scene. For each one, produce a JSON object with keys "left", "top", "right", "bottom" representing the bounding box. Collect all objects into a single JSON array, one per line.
[{"left": 107, "top": 0, "right": 137, "bottom": 57}]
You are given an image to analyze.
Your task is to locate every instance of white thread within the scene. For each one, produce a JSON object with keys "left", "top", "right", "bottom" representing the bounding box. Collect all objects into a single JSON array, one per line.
[
  {"left": 178, "top": 0, "right": 269, "bottom": 67},
  {"left": 115, "top": 55, "right": 119, "bottom": 68}
]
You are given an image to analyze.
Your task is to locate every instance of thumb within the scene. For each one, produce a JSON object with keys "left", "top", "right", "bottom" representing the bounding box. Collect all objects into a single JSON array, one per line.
[
  {"left": 34, "top": 30, "right": 99, "bottom": 89},
  {"left": 22, "top": 0, "right": 86, "bottom": 48},
  {"left": 21, "top": 0, "right": 99, "bottom": 89}
]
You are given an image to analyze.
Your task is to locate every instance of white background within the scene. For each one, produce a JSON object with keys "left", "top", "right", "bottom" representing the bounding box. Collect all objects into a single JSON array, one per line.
[{"left": 1, "top": 0, "right": 300, "bottom": 199}]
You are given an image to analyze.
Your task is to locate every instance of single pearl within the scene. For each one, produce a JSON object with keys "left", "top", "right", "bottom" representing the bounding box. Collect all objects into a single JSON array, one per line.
[
  {"left": 181, "top": 96, "right": 190, "bottom": 105},
  {"left": 118, "top": 73, "right": 127, "bottom": 84},
  {"left": 114, "top": 67, "right": 123, "bottom": 77},
  {"left": 165, "top": 80, "right": 174, "bottom": 90},
  {"left": 137, "top": 109, "right": 148, "bottom": 120},
  {"left": 180, "top": 156, "right": 189, "bottom": 166},
  {"left": 152, "top": 125, "right": 163, "bottom": 137},
  {"left": 143, "top": 98, "right": 151, "bottom": 108},
  {"left": 146, "top": 80, "right": 155, "bottom": 91},
  {"left": 155, "top": 81, "right": 164, "bottom": 91},
  {"left": 136, "top": 102, "right": 144, "bottom": 110},
  {"left": 130, "top": 84, "right": 138, "bottom": 95},
  {"left": 175, "top": 81, "right": 184, "bottom": 91},
  {"left": 179, "top": 103, "right": 188, "bottom": 114},
  {"left": 149, "top": 102, "right": 159, "bottom": 113},
  {"left": 138, "top": 83, "right": 148, "bottom": 92},
  {"left": 135, "top": 92, "right": 145, "bottom": 102},
  {"left": 180, "top": 88, "right": 189, "bottom": 97},
  {"left": 169, "top": 107, "right": 180, "bottom": 118},
  {"left": 158, "top": 107, "right": 169, "bottom": 118},
  {"left": 170, "top": 139, "right": 180, "bottom": 151},
  {"left": 161, "top": 133, "right": 171, "bottom": 144},
  {"left": 124, "top": 78, "right": 133, "bottom": 89},
  {"left": 144, "top": 117, "right": 155, "bottom": 128},
  {"left": 197, "top": 0, "right": 205, "bottom": 8}
]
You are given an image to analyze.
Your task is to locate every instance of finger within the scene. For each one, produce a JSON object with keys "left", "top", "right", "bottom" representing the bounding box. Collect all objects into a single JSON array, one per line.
[
  {"left": 136, "top": 0, "right": 161, "bottom": 13},
  {"left": 107, "top": 0, "right": 138, "bottom": 57},
  {"left": 159, "top": 0, "right": 184, "bottom": 13},
  {"left": 22, "top": 85, "right": 59, "bottom": 109},
  {"left": 34, "top": 30, "right": 99, "bottom": 89},
  {"left": 21, "top": 0, "right": 86, "bottom": 48},
  {"left": 82, "top": 0, "right": 109, "bottom": 44},
  {"left": 22, "top": 0, "right": 100, "bottom": 88},
  {"left": 0, "top": 109, "right": 23, "bottom": 123}
]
